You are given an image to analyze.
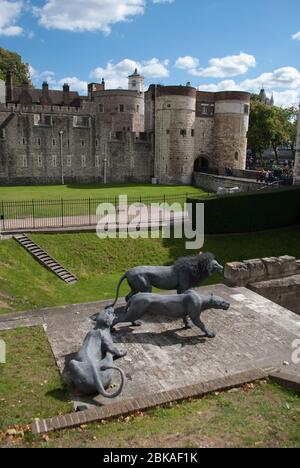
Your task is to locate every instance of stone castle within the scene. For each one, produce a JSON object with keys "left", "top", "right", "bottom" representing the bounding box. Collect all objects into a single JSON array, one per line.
[
  {"left": 294, "top": 106, "right": 300, "bottom": 184},
  {"left": 0, "top": 70, "right": 251, "bottom": 186}
]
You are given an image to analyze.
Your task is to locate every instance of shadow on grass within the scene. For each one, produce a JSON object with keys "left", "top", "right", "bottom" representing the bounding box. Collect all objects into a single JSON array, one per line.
[{"left": 46, "top": 387, "right": 71, "bottom": 403}]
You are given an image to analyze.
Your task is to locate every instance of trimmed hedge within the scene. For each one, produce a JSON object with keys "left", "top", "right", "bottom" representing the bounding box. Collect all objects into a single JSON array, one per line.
[{"left": 188, "top": 186, "right": 300, "bottom": 234}]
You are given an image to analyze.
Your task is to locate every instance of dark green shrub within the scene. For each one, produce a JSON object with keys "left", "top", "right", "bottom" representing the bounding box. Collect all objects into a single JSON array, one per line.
[{"left": 188, "top": 186, "right": 300, "bottom": 234}]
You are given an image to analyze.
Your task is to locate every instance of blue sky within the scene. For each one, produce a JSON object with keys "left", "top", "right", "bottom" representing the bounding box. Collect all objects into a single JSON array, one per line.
[{"left": 0, "top": 0, "right": 300, "bottom": 106}]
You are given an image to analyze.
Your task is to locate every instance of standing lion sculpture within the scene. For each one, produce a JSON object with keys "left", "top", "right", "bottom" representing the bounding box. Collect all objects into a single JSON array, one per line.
[{"left": 108, "top": 252, "right": 223, "bottom": 310}]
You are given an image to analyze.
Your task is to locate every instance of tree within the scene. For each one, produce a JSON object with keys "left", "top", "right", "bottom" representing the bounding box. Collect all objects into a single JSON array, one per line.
[
  {"left": 248, "top": 97, "right": 271, "bottom": 164},
  {"left": 285, "top": 106, "right": 298, "bottom": 161},
  {"left": 0, "top": 47, "right": 32, "bottom": 86},
  {"left": 248, "top": 94, "right": 298, "bottom": 165},
  {"left": 267, "top": 106, "right": 290, "bottom": 164}
]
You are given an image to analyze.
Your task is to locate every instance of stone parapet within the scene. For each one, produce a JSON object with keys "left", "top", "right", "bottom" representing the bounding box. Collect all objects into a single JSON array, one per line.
[{"left": 224, "top": 256, "right": 299, "bottom": 287}]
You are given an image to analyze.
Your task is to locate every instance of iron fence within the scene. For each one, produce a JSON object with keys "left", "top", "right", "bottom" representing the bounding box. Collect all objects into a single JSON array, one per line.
[{"left": 0, "top": 192, "right": 208, "bottom": 232}]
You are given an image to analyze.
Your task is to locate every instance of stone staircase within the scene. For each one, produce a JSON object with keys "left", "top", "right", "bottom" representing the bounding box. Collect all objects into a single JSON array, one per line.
[{"left": 14, "top": 234, "right": 77, "bottom": 284}]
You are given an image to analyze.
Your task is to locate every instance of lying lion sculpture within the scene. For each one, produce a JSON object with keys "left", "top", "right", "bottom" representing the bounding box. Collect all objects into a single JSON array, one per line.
[
  {"left": 109, "top": 252, "right": 223, "bottom": 309},
  {"left": 68, "top": 308, "right": 127, "bottom": 397},
  {"left": 113, "top": 290, "right": 230, "bottom": 338}
]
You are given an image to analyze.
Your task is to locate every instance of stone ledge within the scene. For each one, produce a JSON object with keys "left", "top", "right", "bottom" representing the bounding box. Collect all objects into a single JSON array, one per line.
[
  {"left": 225, "top": 256, "right": 300, "bottom": 287},
  {"left": 31, "top": 368, "right": 268, "bottom": 435},
  {"left": 269, "top": 371, "right": 300, "bottom": 394}
]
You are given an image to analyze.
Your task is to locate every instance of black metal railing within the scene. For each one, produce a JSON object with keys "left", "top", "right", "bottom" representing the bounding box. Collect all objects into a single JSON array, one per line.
[{"left": 0, "top": 193, "right": 208, "bottom": 232}]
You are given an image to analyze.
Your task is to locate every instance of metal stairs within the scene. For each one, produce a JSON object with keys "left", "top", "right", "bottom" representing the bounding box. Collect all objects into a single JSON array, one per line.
[{"left": 14, "top": 234, "right": 77, "bottom": 284}]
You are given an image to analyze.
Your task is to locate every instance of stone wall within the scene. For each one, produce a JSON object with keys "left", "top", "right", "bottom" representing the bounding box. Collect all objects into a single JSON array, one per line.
[
  {"left": 0, "top": 80, "right": 5, "bottom": 104},
  {"left": 193, "top": 172, "right": 260, "bottom": 193},
  {"left": 194, "top": 117, "right": 214, "bottom": 165},
  {"left": 294, "top": 106, "right": 300, "bottom": 184},
  {"left": 0, "top": 104, "right": 153, "bottom": 185},
  {"left": 224, "top": 256, "right": 300, "bottom": 315}
]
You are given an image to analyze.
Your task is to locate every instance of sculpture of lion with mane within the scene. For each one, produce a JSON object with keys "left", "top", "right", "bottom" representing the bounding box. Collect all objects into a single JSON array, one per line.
[{"left": 108, "top": 252, "right": 223, "bottom": 310}]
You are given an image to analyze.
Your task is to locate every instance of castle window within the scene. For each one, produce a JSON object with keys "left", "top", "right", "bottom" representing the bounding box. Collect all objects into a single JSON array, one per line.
[
  {"left": 132, "top": 80, "right": 137, "bottom": 88},
  {"left": 180, "top": 129, "right": 187, "bottom": 137},
  {"left": 95, "top": 139, "right": 99, "bottom": 147},
  {"left": 52, "top": 155, "right": 57, "bottom": 167},
  {"left": 201, "top": 104, "right": 209, "bottom": 115},
  {"left": 37, "top": 138, "right": 41, "bottom": 146},
  {"left": 235, "top": 151, "right": 239, "bottom": 161},
  {"left": 167, "top": 104, "right": 171, "bottom": 108},
  {"left": 74, "top": 116, "right": 90, "bottom": 128},
  {"left": 21, "top": 155, "right": 28, "bottom": 168},
  {"left": 99, "top": 104, "right": 104, "bottom": 113},
  {"left": 67, "top": 155, "right": 72, "bottom": 167},
  {"left": 22, "top": 137, "right": 26, "bottom": 145},
  {"left": 137, "top": 105, "right": 140, "bottom": 113},
  {"left": 95, "top": 155, "right": 100, "bottom": 167},
  {"left": 191, "top": 129, "right": 195, "bottom": 137},
  {"left": 244, "top": 104, "right": 249, "bottom": 115},
  {"left": 81, "top": 139, "right": 85, "bottom": 147},
  {"left": 166, "top": 129, "right": 170, "bottom": 135},
  {"left": 37, "top": 155, "right": 43, "bottom": 168},
  {"left": 34, "top": 114, "right": 52, "bottom": 126},
  {"left": 115, "top": 132, "right": 123, "bottom": 141},
  {"left": 0, "top": 129, "right": 6, "bottom": 140},
  {"left": 52, "top": 138, "right": 56, "bottom": 146},
  {"left": 81, "top": 155, "right": 86, "bottom": 168},
  {"left": 119, "top": 104, "right": 125, "bottom": 113},
  {"left": 67, "top": 139, "right": 70, "bottom": 148}
]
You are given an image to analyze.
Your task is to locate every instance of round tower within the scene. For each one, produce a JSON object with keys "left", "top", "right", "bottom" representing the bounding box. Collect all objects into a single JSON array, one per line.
[
  {"left": 213, "top": 91, "right": 251, "bottom": 170},
  {"left": 294, "top": 104, "right": 300, "bottom": 184},
  {"left": 155, "top": 85, "right": 196, "bottom": 184}
]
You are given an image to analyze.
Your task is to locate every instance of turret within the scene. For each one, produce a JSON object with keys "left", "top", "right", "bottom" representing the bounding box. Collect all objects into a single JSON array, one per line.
[
  {"left": 213, "top": 91, "right": 251, "bottom": 170},
  {"left": 154, "top": 85, "right": 196, "bottom": 184}
]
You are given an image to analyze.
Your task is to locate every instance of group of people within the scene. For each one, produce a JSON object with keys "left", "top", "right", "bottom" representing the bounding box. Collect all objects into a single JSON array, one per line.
[{"left": 256, "top": 163, "right": 294, "bottom": 185}]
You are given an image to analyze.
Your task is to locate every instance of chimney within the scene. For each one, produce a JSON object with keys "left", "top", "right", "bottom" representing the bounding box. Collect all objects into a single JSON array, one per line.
[
  {"left": 63, "top": 83, "right": 70, "bottom": 105},
  {"left": 40, "top": 81, "right": 51, "bottom": 105},
  {"left": 5, "top": 71, "right": 13, "bottom": 103}
]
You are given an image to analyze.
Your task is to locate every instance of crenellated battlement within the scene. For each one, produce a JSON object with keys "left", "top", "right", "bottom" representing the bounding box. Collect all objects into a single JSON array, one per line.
[{"left": 0, "top": 102, "right": 95, "bottom": 115}]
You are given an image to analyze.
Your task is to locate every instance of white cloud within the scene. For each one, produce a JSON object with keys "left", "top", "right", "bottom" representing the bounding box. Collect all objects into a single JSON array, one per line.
[
  {"left": 199, "top": 80, "right": 243, "bottom": 93},
  {"left": 292, "top": 31, "right": 300, "bottom": 40},
  {"left": 35, "top": 0, "right": 170, "bottom": 34},
  {"left": 0, "top": 0, "right": 24, "bottom": 36},
  {"left": 175, "top": 56, "right": 199, "bottom": 70},
  {"left": 191, "top": 53, "right": 256, "bottom": 78},
  {"left": 29, "top": 65, "right": 87, "bottom": 94},
  {"left": 241, "top": 67, "right": 300, "bottom": 91},
  {"left": 91, "top": 58, "right": 169, "bottom": 89},
  {"left": 197, "top": 66, "right": 300, "bottom": 107}
]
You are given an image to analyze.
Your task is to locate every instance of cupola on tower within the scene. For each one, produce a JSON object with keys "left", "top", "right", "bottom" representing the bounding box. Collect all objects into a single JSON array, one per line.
[{"left": 128, "top": 69, "right": 144, "bottom": 92}]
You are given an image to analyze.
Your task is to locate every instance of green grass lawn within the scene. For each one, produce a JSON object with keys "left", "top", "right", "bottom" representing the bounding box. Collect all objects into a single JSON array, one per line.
[
  {"left": 0, "top": 327, "right": 299, "bottom": 450},
  {"left": 0, "top": 327, "right": 72, "bottom": 431},
  {"left": 0, "top": 183, "right": 207, "bottom": 202},
  {"left": 0, "top": 225, "right": 300, "bottom": 314}
]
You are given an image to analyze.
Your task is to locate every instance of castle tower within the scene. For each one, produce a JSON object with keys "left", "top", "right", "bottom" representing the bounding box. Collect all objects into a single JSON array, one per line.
[
  {"left": 294, "top": 104, "right": 300, "bottom": 184},
  {"left": 128, "top": 69, "right": 144, "bottom": 92},
  {"left": 154, "top": 85, "right": 196, "bottom": 184},
  {"left": 213, "top": 91, "right": 251, "bottom": 170}
]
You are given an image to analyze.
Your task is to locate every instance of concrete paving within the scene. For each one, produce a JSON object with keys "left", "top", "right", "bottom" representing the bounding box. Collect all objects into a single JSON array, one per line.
[{"left": 1, "top": 284, "right": 299, "bottom": 410}]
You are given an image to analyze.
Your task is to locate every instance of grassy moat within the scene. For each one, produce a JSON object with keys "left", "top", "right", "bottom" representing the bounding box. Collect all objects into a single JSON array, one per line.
[{"left": 0, "top": 225, "right": 300, "bottom": 313}]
